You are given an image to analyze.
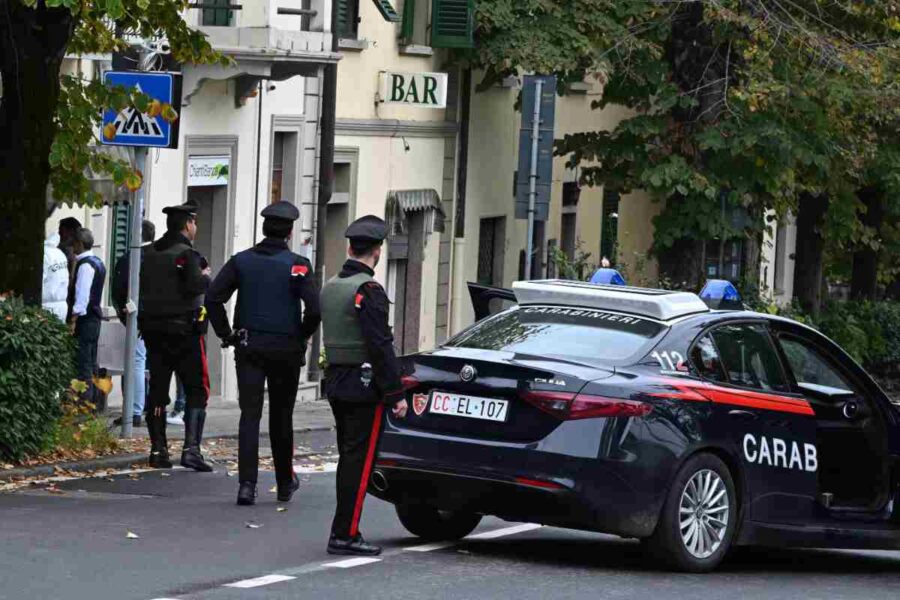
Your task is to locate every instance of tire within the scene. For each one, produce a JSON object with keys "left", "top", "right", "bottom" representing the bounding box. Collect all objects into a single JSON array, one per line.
[
  {"left": 395, "top": 503, "right": 482, "bottom": 541},
  {"left": 643, "top": 453, "right": 739, "bottom": 573}
]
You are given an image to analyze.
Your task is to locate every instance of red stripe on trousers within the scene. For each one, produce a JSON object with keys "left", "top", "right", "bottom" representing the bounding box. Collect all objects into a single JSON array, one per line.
[
  {"left": 349, "top": 404, "right": 384, "bottom": 538},
  {"left": 199, "top": 337, "right": 210, "bottom": 398}
]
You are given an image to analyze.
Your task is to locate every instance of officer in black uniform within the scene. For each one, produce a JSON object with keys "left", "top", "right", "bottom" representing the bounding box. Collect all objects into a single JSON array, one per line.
[
  {"left": 140, "top": 202, "right": 213, "bottom": 472},
  {"left": 206, "top": 201, "right": 321, "bottom": 506},
  {"left": 320, "top": 215, "right": 409, "bottom": 556}
]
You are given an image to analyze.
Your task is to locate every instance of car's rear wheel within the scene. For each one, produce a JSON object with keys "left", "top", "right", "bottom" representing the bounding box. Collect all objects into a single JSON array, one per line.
[
  {"left": 395, "top": 503, "right": 482, "bottom": 541},
  {"left": 643, "top": 453, "right": 738, "bottom": 573}
]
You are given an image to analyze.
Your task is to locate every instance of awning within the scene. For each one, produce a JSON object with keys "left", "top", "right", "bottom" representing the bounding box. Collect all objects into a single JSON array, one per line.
[{"left": 385, "top": 189, "right": 445, "bottom": 237}]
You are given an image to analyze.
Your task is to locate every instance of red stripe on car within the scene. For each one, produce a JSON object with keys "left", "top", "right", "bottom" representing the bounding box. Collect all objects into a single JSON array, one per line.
[{"left": 652, "top": 378, "right": 814, "bottom": 416}]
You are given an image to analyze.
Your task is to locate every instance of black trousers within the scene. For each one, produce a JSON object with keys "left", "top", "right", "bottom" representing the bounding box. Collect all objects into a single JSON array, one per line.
[
  {"left": 144, "top": 332, "right": 209, "bottom": 416},
  {"left": 328, "top": 400, "right": 385, "bottom": 538},
  {"left": 236, "top": 348, "right": 303, "bottom": 484},
  {"left": 74, "top": 316, "right": 101, "bottom": 383}
]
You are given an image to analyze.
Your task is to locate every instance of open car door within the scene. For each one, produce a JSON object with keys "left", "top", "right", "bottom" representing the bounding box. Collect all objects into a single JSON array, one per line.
[{"left": 467, "top": 282, "right": 517, "bottom": 321}]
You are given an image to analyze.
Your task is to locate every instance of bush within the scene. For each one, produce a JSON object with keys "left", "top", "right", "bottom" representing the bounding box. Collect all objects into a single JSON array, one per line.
[{"left": 0, "top": 297, "right": 76, "bottom": 461}]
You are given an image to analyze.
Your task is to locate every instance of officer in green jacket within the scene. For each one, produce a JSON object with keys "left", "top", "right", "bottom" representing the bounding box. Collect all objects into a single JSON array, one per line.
[
  {"left": 321, "top": 215, "right": 408, "bottom": 556},
  {"left": 140, "top": 202, "right": 213, "bottom": 472}
]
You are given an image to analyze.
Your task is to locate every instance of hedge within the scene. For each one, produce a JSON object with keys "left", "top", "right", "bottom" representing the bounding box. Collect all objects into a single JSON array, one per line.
[{"left": 0, "top": 297, "right": 76, "bottom": 461}]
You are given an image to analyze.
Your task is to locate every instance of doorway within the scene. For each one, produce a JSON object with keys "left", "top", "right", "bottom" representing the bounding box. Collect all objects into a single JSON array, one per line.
[{"left": 188, "top": 184, "right": 228, "bottom": 399}]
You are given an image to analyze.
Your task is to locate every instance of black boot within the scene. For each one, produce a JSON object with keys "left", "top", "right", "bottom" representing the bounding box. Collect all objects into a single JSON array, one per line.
[
  {"left": 327, "top": 533, "right": 382, "bottom": 556},
  {"left": 180, "top": 408, "right": 213, "bottom": 472},
  {"left": 277, "top": 473, "right": 300, "bottom": 502},
  {"left": 237, "top": 481, "right": 257, "bottom": 506},
  {"left": 146, "top": 411, "right": 172, "bottom": 469}
]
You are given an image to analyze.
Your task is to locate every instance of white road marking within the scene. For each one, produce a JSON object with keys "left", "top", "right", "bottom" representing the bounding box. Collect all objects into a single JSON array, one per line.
[
  {"left": 224, "top": 574, "right": 296, "bottom": 588},
  {"left": 467, "top": 523, "right": 543, "bottom": 540},
  {"left": 294, "top": 462, "right": 338, "bottom": 474},
  {"left": 323, "top": 557, "right": 382, "bottom": 568},
  {"left": 403, "top": 541, "right": 457, "bottom": 552}
]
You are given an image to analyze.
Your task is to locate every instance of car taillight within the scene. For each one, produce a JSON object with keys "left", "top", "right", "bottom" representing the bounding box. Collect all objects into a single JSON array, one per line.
[
  {"left": 400, "top": 375, "right": 419, "bottom": 391},
  {"left": 521, "top": 390, "right": 652, "bottom": 420}
]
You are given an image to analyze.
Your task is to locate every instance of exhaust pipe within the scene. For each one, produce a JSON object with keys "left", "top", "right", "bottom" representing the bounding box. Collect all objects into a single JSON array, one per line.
[{"left": 371, "top": 470, "right": 389, "bottom": 493}]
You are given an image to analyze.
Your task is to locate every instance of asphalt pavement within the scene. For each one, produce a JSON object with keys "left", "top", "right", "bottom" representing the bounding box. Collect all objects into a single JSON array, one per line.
[{"left": 2, "top": 429, "right": 899, "bottom": 600}]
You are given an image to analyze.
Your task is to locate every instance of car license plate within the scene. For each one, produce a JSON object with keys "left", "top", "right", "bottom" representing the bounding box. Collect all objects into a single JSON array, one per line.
[{"left": 429, "top": 392, "right": 509, "bottom": 422}]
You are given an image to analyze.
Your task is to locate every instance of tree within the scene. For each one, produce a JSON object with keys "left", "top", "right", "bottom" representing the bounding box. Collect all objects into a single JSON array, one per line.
[
  {"left": 0, "top": 0, "right": 223, "bottom": 305},
  {"left": 557, "top": 2, "right": 899, "bottom": 298}
]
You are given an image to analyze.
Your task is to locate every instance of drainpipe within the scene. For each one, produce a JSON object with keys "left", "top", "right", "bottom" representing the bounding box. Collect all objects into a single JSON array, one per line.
[
  {"left": 252, "top": 80, "right": 264, "bottom": 244},
  {"left": 307, "top": 2, "right": 340, "bottom": 383}
]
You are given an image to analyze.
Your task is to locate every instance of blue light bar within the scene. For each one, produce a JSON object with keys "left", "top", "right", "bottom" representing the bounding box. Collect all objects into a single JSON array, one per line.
[
  {"left": 589, "top": 268, "right": 626, "bottom": 286},
  {"left": 699, "top": 279, "right": 743, "bottom": 309}
]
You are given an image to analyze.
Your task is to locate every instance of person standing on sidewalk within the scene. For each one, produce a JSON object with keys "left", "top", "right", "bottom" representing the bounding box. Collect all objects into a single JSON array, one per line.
[
  {"left": 206, "top": 201, "right": 321, "bottom": 506},
  {"left": 320, "top": 215, "right": 408, "bottom": 557},
  {"left": 42, "top": 231, "right": 69, "bottom": 321},
  {"left": 111, "top": 219, "right": 156, "bottom": 427},
  {"left": 139, "top": 203, "right": 213, "bottom": 471},
  {"left": 67, "top": 228, "right": 106, "bottom": 406}
]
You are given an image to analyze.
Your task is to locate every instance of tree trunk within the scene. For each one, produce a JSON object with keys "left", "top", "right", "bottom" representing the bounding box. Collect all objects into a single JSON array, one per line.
[
  {"left": 0, "top": 2, "right": 74, "bottom": 304},
  {"left": 850, "top": 187, "right": 884, "bottom": 301},
  {"left": 793, "top": 192, "right": 829, "bottom": 317}
]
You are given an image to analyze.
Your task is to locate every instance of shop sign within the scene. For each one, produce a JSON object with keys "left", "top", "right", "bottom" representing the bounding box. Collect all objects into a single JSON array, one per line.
[
  {"left": 378, "top": 71, "right": 447, "bottom": 108},
  {"left": 187, "top": 156, "right": 230, "bottom": 187}
]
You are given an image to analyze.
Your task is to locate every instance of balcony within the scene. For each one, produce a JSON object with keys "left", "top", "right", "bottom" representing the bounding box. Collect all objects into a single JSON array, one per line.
[{"left": 183, "top": 0, "right": 340, "bottom": 105}]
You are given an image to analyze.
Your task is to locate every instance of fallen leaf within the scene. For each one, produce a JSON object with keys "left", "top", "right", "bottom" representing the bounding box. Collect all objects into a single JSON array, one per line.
[
  {"left": 126, "top": 531, "right": 140, "bottom": 539},
  {"left": 225, "top": 471, "right": 234, "bottom": 477},
  {"left": 276, "top": 507, "right": 288, "bottom": 513},
  {"left": 269, "top": 486, "right": 277, "bottom": 493},
  {"left": 160, "top": 473, "right": 171, "bottom": 478},
  {"left": 245, "top": 522, "right": 263, "bottom": 529}
]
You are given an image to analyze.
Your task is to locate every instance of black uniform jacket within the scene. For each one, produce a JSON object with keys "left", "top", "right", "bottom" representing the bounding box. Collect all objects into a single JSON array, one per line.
[
  {"left": 205, "top": 237, "right": 321, "bottom": 356},
  {"left": 324, "top": 259, "right": 404, "bottom": 406}
]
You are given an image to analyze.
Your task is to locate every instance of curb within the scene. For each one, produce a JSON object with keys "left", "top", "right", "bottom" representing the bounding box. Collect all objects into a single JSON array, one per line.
[{"left": 0, "top": 425, "right": 333, "bottom": 483}]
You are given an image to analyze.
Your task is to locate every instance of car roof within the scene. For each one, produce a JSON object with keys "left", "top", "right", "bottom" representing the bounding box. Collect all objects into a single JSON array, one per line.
[{"left": 512, "top": 280, "right": 710, "bottom": 321}]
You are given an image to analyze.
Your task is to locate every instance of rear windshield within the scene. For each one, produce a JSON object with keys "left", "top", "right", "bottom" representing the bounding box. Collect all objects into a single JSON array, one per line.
[{"left": 447, "top": 305, "right": 666, "bottom": 365}]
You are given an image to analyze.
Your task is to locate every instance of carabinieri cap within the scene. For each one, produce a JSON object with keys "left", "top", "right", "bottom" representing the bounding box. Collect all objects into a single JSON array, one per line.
[
  {"left": 162, "top": 202, "right": 198, "bottom": 216},
  {"left": 261, "top": 200, "right": 300, "bottom": 222},
  {"left": 345, "top": 215, "right": 387, "bottom": 243}
]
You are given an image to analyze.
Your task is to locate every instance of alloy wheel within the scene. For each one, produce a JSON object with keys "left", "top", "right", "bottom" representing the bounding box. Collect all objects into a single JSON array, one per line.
[{"left": 678, "top": 469, "right": 730, "bottom": 559}]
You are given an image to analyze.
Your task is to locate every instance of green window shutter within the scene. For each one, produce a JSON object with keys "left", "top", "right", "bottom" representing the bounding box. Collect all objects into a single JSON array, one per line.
[
  {"left": 431, "top": 0, "right": 474, "bottom": 48},
  {"left": 372, "top": 0, "right": 401, "bottom": 22},
  {"left": 400, "top": 0, "right": 416, "bottom": 43},
  {"left": 336, "top": 0, "right": 360, "bottom": 39},
  {"left": 202, "top": 0, "right": 233, "bottom": 26},
  {"left": 108, "top": 203, "right": 132, "bottom": 303}
]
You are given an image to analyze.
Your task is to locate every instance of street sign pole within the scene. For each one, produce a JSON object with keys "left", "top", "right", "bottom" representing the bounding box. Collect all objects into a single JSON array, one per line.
[
  {"left": 524, "top": 77, "right": 544, "bottom": 281},
  {"left": 121, "top": 146, "right": 147, "bottom": 439}
]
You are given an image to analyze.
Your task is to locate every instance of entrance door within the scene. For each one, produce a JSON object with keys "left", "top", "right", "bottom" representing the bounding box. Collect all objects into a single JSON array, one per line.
[{"left": 188, "top": 184, "right": 228, "bottom": 400}]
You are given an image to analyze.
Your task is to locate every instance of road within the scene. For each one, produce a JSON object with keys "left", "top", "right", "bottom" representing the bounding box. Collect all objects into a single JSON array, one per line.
[{"left": 1, "top": 430, "right": 899, "bottom": 600}]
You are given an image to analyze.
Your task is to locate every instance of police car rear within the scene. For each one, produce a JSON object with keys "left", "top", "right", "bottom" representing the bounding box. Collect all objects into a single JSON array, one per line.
[{"left": 372, "top": 281, "right": 709, "bottom": 545}]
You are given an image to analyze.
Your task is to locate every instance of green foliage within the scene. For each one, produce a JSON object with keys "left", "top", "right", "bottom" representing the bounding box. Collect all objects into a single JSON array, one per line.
[
  {"left": 0, "top": 297, "right": 75, "bottom": 461},
  {"left": 43, "top": 399, "right": 119, "bottom": 457},
  {"left": 20, "top": 0, "right": 227, "bottom": 206},
  {"left": 548, "top": 241, "right": 595, "bottom": 281}
]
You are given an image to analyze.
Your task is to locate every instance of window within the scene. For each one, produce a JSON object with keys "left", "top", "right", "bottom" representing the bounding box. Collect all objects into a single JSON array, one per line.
[
  {"left": 560, "top": 213, "right": 577, "bottom": 262},
  {"left": 447, "top": 306, "right": 666, "bottom": 365},
  {"left": 202, "top": 0, "right": 233, "bottom": 26},
  {"left": 705, "top": 239, "right": 743, "bottom": 281},
  {"left": 336, "top": 0, "right": 360, "bottom": 39},
  {"left": 777, "top": 336, "right": 853, "bottom": 394},
  {"left": 773, "top": 221, "right": 788, "bottom": 294},
  {"left": 691, "top": 334, "right": 728, "bottom": 383},
  {"left": 270, "top": 131, "right": 299, "bottom": 204},
  {"left": 477, "top": 217, "right": 505, "bottom": 287},
  {"left": 710, "top": 323, "right": 789, "bottom": 392},
  {"left": 430, "top": 0, "right": 474, "bottom": 48},
  {"left": 601, "top": 189, "right": 620, "bottom": 263}
]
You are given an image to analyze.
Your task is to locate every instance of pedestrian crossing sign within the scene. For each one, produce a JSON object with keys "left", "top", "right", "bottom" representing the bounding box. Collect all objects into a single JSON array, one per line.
[{"left": 101, "top": 71, "right": 181, "bottom": 149}]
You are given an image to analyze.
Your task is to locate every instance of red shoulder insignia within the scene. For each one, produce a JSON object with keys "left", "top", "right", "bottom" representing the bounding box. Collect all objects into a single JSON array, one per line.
[
  {"left": 291, "top": 264, "right": 308, "bottom": 277},
  {"left": 175, "top": 256, "right": 187, "bottom": 268},
  {"left": 354, "top": 293, "right": 364, "bottom": 309}
]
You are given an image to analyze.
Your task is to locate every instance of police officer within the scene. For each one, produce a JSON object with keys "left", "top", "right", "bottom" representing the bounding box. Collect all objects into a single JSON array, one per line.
[
  {"left": 321, "top": 215, "right": 409, "bottom": 556},
  {"left": 206, "top": 201, "right": 321, "bottom": 506},
  {"left": 140, "top": 202, "right": 213, "bottom": 472}
]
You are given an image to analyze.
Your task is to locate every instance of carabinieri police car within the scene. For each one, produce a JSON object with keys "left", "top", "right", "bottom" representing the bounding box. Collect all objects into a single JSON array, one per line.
[{"left": 370, "top": 277, "right": 900, "bottom": 572}]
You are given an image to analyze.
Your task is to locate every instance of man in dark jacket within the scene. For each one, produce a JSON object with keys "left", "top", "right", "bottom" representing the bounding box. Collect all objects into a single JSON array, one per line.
[
  {"left": 320, "top": 215, "right": 408, "bottom": 556},
  {"left": 140, "top": 203, "right": 212, "bottom": 471},
  {"left": 206, "top": 201, "right": 321, "bottom": 505}
]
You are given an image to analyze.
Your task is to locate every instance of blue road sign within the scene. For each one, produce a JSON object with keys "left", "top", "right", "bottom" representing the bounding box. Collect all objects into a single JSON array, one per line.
[
  {"left": 515, "top": 75, "right": 557, "bottom": 221},
  {"left": 101, "top": 71, "right": 181, "bottom": 149}
]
